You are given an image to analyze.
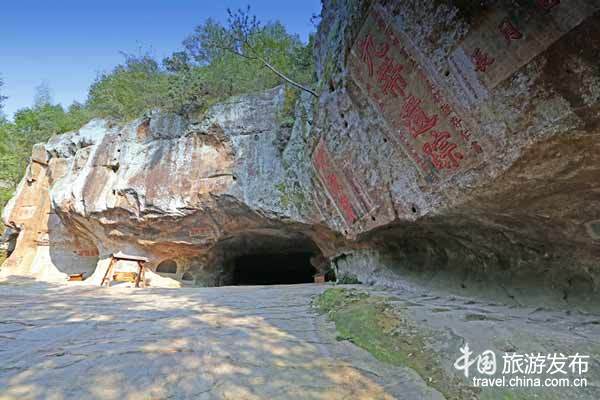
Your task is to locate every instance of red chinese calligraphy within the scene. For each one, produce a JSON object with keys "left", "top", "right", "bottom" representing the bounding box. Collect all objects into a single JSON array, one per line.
[
  {"left": 349, "top": 5, "right": 482, "bottom": 179},
  {"left": 440, "top": 103, "right": 453, "bottom": 116},
  {"left": 325, "top": 173, "right": 358, "bottom": 223},
  {"left": 499, "top": 18, "right": 523, "bottom": 44},
  {"left": 460, "top": 129, "right": 472, "bottom": 142},
  {"left": 450, "top": 116, "right": 463, "bottom": 130},
  {"left": 313, "top": 144, "right": 328, "bottom": 171},
  {"left": 376, "top": 57, "right": 407, "bottom": 97},
  {"left": 422, "top": 130, "right": 464, "bottom": 170},
  {"left": 400, "top": 95, "right": 438, "bottom": 138},
  {"left": 359, "top": 34, "right": 390, "bottom": 77},
  {"left": 312, "top": 140, "right": 360, "bottom": 225},
  {"left": 343, "top": 166, "right": 373, "bottom": 213},
  {"left": 472, "top": 48, "right": 495, "bottom": 72},
  {"left": 536, "top": 0, "right": 560, "bottom": 11}
]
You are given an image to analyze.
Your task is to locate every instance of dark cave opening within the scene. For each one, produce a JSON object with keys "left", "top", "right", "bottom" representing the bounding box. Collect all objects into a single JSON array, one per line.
[
  {"left": 232, "top": 252, "right": 317, "bottom": 285},
  {"left": 2, "top": 227, "right": 19, "bottom": 258}
]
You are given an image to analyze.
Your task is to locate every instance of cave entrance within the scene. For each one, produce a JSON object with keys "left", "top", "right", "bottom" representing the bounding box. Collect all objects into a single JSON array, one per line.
[
  {"left": 214, "top": 231, "right": 326, "bottom": 286},
  {"left": 233, "top": 252, "right": 316, "bottom": 285}
]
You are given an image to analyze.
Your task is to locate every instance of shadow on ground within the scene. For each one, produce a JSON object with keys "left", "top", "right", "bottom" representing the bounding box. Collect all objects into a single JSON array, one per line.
[{"left": 0, "top": 277, "right": 440, "bottom": 400}]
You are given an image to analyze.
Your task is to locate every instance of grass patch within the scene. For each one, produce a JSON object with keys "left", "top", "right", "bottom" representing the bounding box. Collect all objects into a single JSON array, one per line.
[{"left": 315, "top": 288, "right": 478, "bottom": 400}]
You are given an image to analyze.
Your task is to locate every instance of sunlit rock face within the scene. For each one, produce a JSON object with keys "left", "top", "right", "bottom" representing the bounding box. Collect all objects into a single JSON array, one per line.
[
  {"left": 1, "top": 86, "right": 328, "bottom": 286},
  {"left": 2, "top": 1, "right": 600, "bottom": 305}
]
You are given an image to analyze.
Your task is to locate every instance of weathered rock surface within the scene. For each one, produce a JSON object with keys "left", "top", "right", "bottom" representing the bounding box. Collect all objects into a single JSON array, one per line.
[
  {"left": 312, "top": 0, "right": 600, "bottom": 307},
  {"left": 0, "top": 281, "right": 598, "bottom": 399},
  {"left": 0, "top": 282, "right": 447, "bottom": 400},
  {"left": 1, "top": 86, "right": 327, "bottom": 287},
  {"left": 1, "top": 0, "right": 600, "bottom": 307}
]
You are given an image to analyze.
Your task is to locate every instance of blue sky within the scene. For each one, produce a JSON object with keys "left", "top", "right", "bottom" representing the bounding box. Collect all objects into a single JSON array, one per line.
[{"left": 0, "top": 0, "right": 321, "bottom": 118}]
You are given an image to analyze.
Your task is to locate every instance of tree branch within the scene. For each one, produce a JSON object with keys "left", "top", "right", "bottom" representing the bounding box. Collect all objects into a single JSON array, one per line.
[
  {"left": 238, "top": 37, "right": 317, "bottom": 97},
  {"left": 258, "top": 57, "right": 317, "bottom": 97}
]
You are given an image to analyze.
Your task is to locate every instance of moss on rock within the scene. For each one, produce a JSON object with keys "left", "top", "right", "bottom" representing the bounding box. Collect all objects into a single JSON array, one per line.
[{"left": 315, "top": 288, "right": 479, "bottom": 400}]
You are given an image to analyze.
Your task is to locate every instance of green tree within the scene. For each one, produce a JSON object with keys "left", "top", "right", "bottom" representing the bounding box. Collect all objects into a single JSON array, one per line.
[
  {"left": 33, "top": 81, "right": 53, "bottom": 108},
  {"left": 0, "top": 100, "right": 93, "bottom": 214},
  {"left": 0, "top": 121, "right": 22, "bottom": 211},
  {"left": 182, "top": 7, "right": 316, "bottom": 97},
  {"left": 87, "top": 52, "right": 169, "bottom": 120}
]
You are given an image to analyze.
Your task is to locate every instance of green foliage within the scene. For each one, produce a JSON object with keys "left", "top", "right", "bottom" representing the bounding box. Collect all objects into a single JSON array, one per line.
[
  {"left": 0, "top": 8, "right": 316, "bottom": 217},
  {"left": 279, "top": 86, "right": 300, "bottom": 127},
  {"left": 161, "top": 67, "right": 211, "bottom": 114},
  {"left": 87, "top": 53, "right": 168, "bottom": 120},
  {"left": 13, "top": 103, "right": 90, "bottom": 146},
  {"left": 180, "top": 8, "right": 315, "bottom": 101},
  {"left": 0, "top": 84, "right": 93, "bottom": 215},
  {"left": 86, "top": 14, "right": 315, "bottom": 119}
]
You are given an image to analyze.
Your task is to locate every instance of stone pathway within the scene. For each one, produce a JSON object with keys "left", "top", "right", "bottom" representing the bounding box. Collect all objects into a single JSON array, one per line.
[{"left": 0, "top": 280, "right": 440, "bottom": 400}]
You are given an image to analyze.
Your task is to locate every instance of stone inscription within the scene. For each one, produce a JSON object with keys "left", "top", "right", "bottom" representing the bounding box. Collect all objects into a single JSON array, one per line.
[
  {"left": 312, "top": 139, "right": 373, "bottom": 227},
  {"left": 450, "top": 0, "right": 600, "bottom": 105},
  {"left": 348, "top": 5, "right": 481, "bottom": 180}
]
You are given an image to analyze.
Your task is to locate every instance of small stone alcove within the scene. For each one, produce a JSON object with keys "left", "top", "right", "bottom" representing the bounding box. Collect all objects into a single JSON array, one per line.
[
  {"left": 156, "top": 259, "right": 178, "bottom": 275},
  {"left": 3, "top": 228, "right": 19, "bottom": 258}
]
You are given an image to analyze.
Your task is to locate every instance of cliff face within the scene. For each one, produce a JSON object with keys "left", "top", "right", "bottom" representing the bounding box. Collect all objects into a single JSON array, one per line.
[
  {"left": 310, "top": 0, "right": 600, "bottom": 305},
  {"left": 2, "top": 1, "right": 600, "bottom": 305},
  {"left": 1, "top": 86, "right": 327, "bottom": 286}
]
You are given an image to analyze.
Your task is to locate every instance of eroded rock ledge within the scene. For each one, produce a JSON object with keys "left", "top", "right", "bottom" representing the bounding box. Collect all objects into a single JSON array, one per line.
[{"left": 2, "top": 0, "right": 599, "bottom": 308}]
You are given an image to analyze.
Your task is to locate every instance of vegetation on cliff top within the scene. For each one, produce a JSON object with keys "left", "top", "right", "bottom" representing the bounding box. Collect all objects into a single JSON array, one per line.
[{"left": 0, "top": 7, "right": 316, "bottom": 216}]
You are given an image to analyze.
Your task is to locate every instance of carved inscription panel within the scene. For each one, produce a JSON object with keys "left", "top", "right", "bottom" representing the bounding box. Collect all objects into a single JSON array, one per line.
[
  {"left": 450, "top": 0, "right": 600, "bottom": 105},
  {"left": 348, "top": 5, "right": 483, "bottom": 180},
  {"left": 312, "top": 139, "right": 376, "bottom": 227}
]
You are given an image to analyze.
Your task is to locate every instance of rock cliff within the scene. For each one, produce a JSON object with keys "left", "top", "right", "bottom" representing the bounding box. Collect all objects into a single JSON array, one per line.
[{"left": 2, "top": 0, "right": 599, "bottom": 306}]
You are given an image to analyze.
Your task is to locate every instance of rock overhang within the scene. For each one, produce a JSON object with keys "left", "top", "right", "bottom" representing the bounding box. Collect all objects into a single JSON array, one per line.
[{"left": 0, "top": 1, "right": 598, "bottom": 304}]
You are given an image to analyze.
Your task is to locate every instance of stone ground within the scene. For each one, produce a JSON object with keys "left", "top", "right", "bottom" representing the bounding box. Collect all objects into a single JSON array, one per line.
[
  {"left": 0, "top": 278, "right": 599, "bottom": 400},
  {"left": 0, "top": 279, "right": 440, "bottom": 400}
]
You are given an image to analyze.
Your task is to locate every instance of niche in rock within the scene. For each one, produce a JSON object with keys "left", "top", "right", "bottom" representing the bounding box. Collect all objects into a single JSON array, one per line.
[{"left": 156, "top": 259, "right": 178, "bottom": 274}]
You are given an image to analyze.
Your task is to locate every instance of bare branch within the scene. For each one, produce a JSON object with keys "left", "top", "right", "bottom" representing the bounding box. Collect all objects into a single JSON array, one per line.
[{"left": 259, "top": 57, "right": 317, "bottom": 97}]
